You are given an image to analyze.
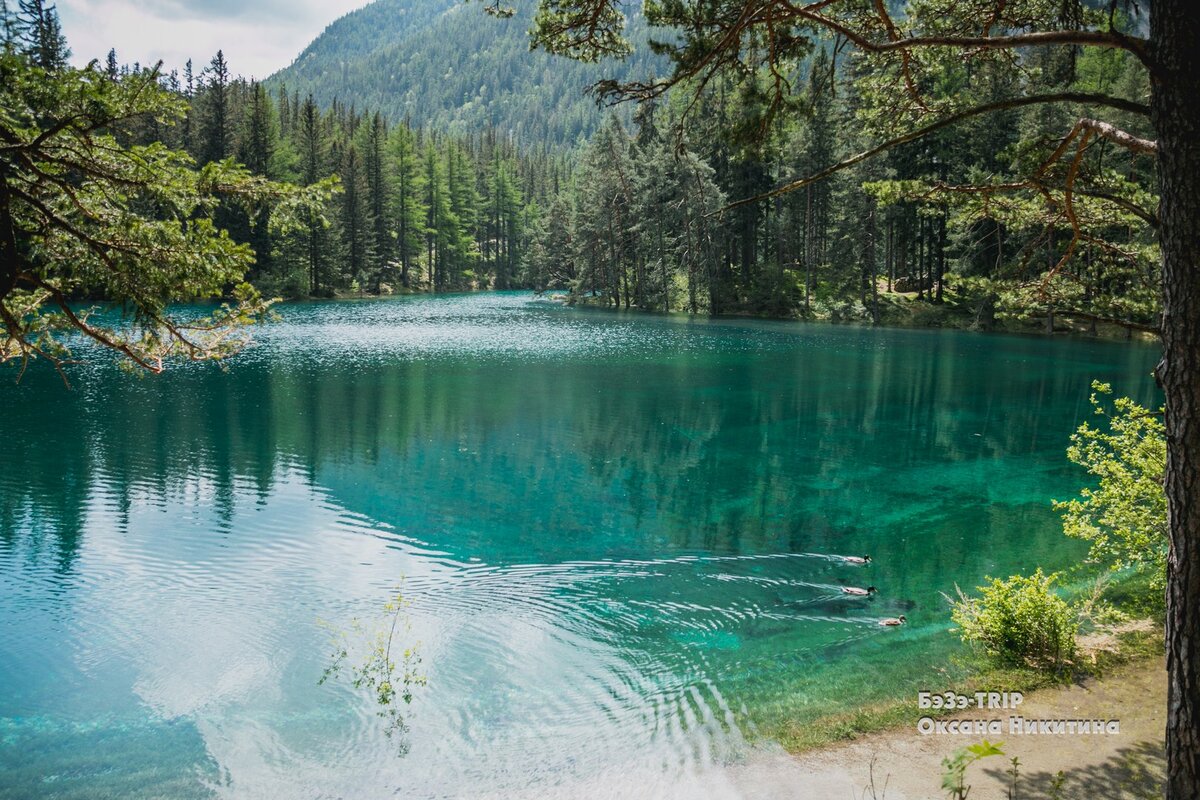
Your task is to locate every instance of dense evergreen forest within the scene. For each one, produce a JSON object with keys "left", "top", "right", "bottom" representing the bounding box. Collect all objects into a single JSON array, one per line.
[
  {"left": 263, "top": 0, "right": 1159, "bottom": 334},
  {"left": 537, "top": 31, "right": 1157, "bottom": 331},
  {"left": 89, "top": 50, "right": 568, "bottom": 299},
  {"left": 266, "top": 0, "right": 669, "bottom": 147},
  {"left": 0, "top": 0, "right": 1159, "bottom": 335}
]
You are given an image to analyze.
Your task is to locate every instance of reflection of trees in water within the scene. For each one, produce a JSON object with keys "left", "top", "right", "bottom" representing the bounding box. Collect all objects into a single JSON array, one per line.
[
  {"left": 1, "top": 380, "right": 92, "bottom": 574},
  {"left": 0, "top": 327, "right": 1159, "bottom": 589}
]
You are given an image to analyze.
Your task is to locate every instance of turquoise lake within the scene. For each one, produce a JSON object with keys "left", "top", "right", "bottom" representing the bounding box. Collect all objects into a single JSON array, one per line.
[{"left": 0, "top": 292, "right": 1161, "bottom": 798}]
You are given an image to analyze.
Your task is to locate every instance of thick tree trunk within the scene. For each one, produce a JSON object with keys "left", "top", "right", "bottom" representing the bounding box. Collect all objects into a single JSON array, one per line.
[
  {"left": 0, "top": 174, "right": 18, "bottom": 301},
  {"left": 805, "top": 185, "right": 813, "bottom": 313},
  {"left": 935, "top": 214, "right": 945, "bottom": 304},
  {"left": 867, "top": 204, "right": 880, "bottom": 325},
  {"left": 1151, "top": 2, "right": 1200, "bottom": 797}
]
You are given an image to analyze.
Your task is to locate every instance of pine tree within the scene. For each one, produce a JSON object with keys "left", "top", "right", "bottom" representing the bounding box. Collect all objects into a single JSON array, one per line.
[
  {"left": 238, "top": 82, "right": 275, "bottom": 177},
  {"left": 423, "top": 143, "right": 454, "bottom": 290},
  {"left": 799, "top": 49, "right": 836, "bottom": 313},
  {"left": 198, "top": 51, "right": 232, "bottom": 165},
  {"left": 238, "top": 82, "right": 277, "bottom": 283},
  {"left": 487, "top": 159, "right": 523, "bottom": 289},
  {"left": 14, "top": 0, "right": 67, "bottom": 70},
  {"left": 526, "top": 195, "right": 575, "bottom": 291},
  {"left": 293, "top": 95, "right": 336, "bottom": 295},
  {"left": 180, "top": 59, "right": 194, "bottom": 152},
  {"left": 387, "top": 122, "right": 426, "bottom": 289},
  {"left": 0, "top": 1, "right": 13, "bottom": 47},
  {"left": 360, "top": 113, "right": 392, "bottom": 291},
  {"left": 445, "top": 144, "right": 479, "bottom": 285},
  {"left": 339, "top": 142, "right": 375, "bottom": 290}
]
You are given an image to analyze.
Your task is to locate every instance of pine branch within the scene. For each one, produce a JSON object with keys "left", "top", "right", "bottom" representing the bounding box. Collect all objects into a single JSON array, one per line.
[{"left": 720, "top": 93, "right": 1152, "bottom": 212}]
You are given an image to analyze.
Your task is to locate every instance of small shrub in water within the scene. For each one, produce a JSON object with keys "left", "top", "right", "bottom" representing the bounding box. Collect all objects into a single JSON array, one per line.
[{"left": 319, "top": 589, "right": 426, "bottom": 753}]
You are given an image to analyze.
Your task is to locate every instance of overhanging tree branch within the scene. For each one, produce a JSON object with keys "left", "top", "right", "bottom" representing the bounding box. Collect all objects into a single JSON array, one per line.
[
  {"left": 778, "top": 0, "right": 1152, "bottom": 67},
  {"left": 720, "top": 92, "right": 1152, "bottom": 212}
]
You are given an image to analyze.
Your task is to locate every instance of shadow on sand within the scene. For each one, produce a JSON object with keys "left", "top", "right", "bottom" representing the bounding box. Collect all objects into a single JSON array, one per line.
[{"left": 982, "top": 740, "right": 1164, "bottom": 800}]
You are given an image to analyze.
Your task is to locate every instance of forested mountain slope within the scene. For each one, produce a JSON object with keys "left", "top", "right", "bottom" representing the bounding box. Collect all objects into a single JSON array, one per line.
[{"left": 267, "top": 0, "right": 668, "bottom": 146}]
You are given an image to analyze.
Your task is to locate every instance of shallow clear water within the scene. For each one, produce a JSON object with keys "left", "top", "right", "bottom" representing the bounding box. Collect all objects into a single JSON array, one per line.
[{"left": 0, "top": 292, "right": 1160, "bottom": 799}]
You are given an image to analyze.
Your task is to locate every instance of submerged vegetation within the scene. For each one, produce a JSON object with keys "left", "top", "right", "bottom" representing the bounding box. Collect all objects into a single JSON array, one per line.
[
  {"left": 777, "top": 382, "right": 1167, "bottom": 753},
  {"left": 320, "top": 589, "right": 426, "bottom": 752}
]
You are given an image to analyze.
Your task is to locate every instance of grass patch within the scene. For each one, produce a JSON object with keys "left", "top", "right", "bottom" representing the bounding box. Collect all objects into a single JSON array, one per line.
[
  {"left": 762, "top": 623, "right": 1162, "bottom": 755},
  {"left": 766, "top": 659, "right": 1055, "bottom": 753}
]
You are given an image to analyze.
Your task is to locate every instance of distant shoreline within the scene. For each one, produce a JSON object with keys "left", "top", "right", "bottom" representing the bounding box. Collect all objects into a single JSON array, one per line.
[{"left": 302, "top": 286, "right": 1161, "bottom": 345}]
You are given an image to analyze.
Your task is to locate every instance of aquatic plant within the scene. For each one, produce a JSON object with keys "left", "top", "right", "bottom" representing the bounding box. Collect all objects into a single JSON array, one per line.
[{"left": 319, "top": 589, "right": 427, "bottom": 752}]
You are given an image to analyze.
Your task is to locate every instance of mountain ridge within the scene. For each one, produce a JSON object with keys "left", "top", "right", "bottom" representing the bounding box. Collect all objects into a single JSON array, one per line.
[{"left": 266, "top": 0, "right": 669, "bottom": 147}]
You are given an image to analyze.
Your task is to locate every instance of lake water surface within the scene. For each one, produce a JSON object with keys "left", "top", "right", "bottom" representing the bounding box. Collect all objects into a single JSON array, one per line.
[{"left": 0, "top": 292, "right": 1160, "bottom": 798}]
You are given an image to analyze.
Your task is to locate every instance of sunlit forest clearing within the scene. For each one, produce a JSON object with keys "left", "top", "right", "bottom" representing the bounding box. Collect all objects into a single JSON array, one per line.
[{"left": 1, "top": 1, "right": 1198, "bottom": 798}]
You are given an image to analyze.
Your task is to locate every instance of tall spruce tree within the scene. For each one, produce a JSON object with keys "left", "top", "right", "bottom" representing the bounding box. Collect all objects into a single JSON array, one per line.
[
  {"left": 198, "top": 51, "right": 231, "bottom": 165},
  {"left": 14, "top": 0, "right": 66, "bottom": 71},
  {"left": 360, "top": 113, "right": 391, "bottom": 291},
  {"left": 388, "top": 122, "right": 426, "bottom": 289},
  {"left": 339, "top": 142, "right": 375, "bottom": 290}
]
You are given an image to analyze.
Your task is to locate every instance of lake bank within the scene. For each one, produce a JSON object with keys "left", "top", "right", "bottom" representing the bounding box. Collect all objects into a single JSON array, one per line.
[
  {"left": 754, "top": 597, "right": 1163, "bottom": 755},
  {"left": 537, "top": 285, "right": 1161, "bottom": 344},
  {"left": 730, "top": 651, "right": 1165, "bottom": 799}
]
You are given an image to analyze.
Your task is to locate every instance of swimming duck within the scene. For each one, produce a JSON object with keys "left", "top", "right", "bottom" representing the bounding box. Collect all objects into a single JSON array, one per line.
[
  {"left": 879, "top": 615, "right": 907, "bottom": 627},
  {"left": 842, "top": 585, "right": 877, "bottom": 596}
]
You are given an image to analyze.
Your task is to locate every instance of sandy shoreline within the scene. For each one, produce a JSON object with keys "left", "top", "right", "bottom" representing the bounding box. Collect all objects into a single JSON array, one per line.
[{"left": 723, "top": 657, "right": 1166, "bottom": 799}]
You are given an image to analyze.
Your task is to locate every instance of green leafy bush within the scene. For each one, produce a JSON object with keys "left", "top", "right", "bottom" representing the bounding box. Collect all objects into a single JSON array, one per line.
[
  {"left": 951, "top": 569, "right": 1077, "bottom": 671},
  {"left": 1054, "top": 382, "right": 1167, "bottom": 608}
]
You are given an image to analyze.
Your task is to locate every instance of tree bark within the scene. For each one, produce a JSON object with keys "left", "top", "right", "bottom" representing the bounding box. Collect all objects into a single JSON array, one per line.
[
  {"left": 886, "top": 218, "right": 894, "bottom": 293},
  {"left": 935, "top": 213, "right": 945, "bottom": 304},
  {"left": 805, "top": 185, "right": 813, "bottom": 313},
  {"left": 1151, "top": 2, "right": 1200, "bottom": 796},
  {"left": 867, "top": 203, "right": 880, "bottom": 325},
  {"left": 0, "top": 173, "right": 20, "bottom": 302}
]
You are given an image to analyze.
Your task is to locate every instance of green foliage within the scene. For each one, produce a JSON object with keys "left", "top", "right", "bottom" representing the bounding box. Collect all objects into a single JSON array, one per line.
[
  {"left": 950, "top": 569, "right": 1078, "bottom": 671},
  {"left": 1054, "top": 382, "right": 1167, "bottom": 606},
  {"left": 941, "top": 740, "right": 1005, "bottom": 800},
  {"left": 12, "top": 0, "right": 68, "bottom": 70},
  {"left": 1048, "top": 771, "right": 1068, "bottom": 800},
  {"left": 4, "top": 0, "right": 1167, "bottom": 373},
  {"left": 2, "top": 4, "right": 565, "bottom": 346},
  {"left": 319, "top": 590, "right": 427, "bottom": 753},
  {"left": 1072, "top": 572, "right": 1130, "bottom": 629},
  {"left": 521, "top": 0, "right": 1158, "bottom": 329},
  {"left": 248, "top": 79, "right": 553, "bottom": 298},
  {"left": 0, "top": 41, "right": 331, "bottom": 376},
  {"left": 532, "top": 0, "right": 632, "bottom": 62},
  {"left": 532, "top": 113, "right": 725, "bottom": 312},
  {"left": 267, "top": 0, "right": 667, "bottom": 147}
]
